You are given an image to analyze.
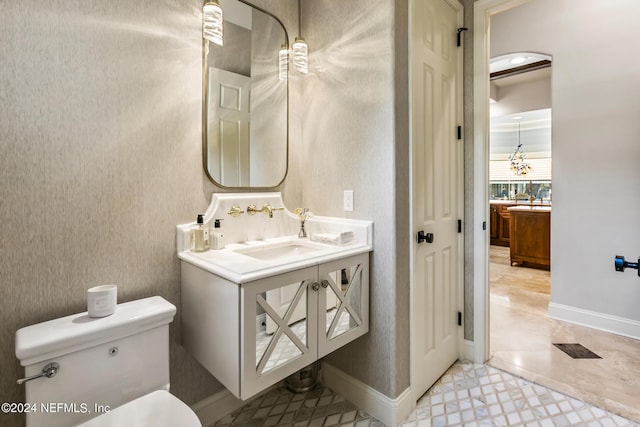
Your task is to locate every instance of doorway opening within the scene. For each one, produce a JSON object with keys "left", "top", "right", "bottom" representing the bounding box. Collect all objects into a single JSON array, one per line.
[
  {"left": 475, "top": 1, "right": 640, "bottom": 420},
  {"left": 487, "top": 48, "right": 553, "bottom": 372}
]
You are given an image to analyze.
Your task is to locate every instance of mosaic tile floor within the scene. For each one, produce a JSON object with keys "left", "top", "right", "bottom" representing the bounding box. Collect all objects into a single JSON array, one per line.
[
  {"left": 213, "top": 361, "right": 639, "bottom": 427},
  {"left": 213, "top": 382, "right": 383, "bottom": 427},
  {"left": 402, "top": 362, "right": 639, "bottom": 427}
]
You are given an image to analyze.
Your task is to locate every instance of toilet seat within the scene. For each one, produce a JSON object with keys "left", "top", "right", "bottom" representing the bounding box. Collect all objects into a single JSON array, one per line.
[{"left": 77, "top": 390, "right": 201, "bottom": 427}]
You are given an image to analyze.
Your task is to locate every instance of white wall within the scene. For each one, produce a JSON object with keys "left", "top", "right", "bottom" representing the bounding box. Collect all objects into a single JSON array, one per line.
[{"left": 491, "top": 0, "right": 640, "bottom": 332}]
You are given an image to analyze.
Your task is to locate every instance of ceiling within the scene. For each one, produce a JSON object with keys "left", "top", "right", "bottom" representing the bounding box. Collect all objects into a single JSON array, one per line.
[{"left": 492, "top": 67, "right": 551, "bottom": 89}]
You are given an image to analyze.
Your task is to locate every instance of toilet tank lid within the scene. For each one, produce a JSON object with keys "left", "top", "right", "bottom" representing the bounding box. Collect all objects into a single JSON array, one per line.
[{"left": 16, "top": 296, "right": 176, "bottom": 366}]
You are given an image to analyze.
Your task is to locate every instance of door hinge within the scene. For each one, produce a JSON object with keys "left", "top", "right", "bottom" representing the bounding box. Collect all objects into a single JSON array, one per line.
[
  {"left": 457, "top": 311, "right": 462, "bottom": 326},
  {"left": 457, "top": 219, "right": 462, "bottom": 233},
  {"left": 456, "top": 28, "right": 468, "bottom": 47},
  {"left": 457, "top": 125, "right": 462, "bottom": 140},
  {"left": 482, "top": 221, "right": 487, "bottom": 230}
]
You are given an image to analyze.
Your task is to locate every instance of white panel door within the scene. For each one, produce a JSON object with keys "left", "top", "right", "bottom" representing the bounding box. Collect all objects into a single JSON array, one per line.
[
  {"left": 208, "top": 68, "right": 250, "bottom": 186},
  {"left": 410, "top": 0, "right": 463, "bottom": 400}
]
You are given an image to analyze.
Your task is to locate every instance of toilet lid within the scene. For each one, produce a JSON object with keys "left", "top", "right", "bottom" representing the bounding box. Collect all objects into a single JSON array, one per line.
[{"left": 77, "top": 390, "right": 201, "bottom": 427}]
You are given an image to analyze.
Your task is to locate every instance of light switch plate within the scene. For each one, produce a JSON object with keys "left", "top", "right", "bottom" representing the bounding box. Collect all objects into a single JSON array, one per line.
[{"left": 344, "top": 190, "right": 354, "bottom": 212}]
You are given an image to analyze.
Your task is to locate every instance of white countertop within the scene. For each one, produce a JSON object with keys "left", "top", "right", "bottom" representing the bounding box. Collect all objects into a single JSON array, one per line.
[{"left": 178, "top": 235, "right": 372, "bottom": 283}]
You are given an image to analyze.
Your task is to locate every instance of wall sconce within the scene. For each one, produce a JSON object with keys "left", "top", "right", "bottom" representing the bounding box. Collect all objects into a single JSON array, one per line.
[
  {"left": 293, "top": 37, "right": 308, "bottom": 74},
  {"left": 293, "top": 0, "right": 308, "bottom": 74},
  {"left": 203, "top": 1, "right": 224, "bottom": 46}
]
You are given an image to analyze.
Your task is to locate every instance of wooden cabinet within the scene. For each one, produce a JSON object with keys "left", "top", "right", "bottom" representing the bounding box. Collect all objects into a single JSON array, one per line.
[
  {"left": 181, "top": 253, "right": 369, "bottom": 400},
  {"left": 509, "top": 207, "right": 550, "bottom": 270},
  {"left": 490, "top": 203, "right": 516, "bottom": 246}
]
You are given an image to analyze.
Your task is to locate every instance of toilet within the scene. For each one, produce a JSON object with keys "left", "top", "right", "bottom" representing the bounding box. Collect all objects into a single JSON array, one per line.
[{"left": 15, "top": 296, "right": 201, "bottom": 427}]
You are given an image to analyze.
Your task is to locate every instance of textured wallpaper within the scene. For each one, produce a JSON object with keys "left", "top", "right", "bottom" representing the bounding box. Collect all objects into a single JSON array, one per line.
[
  {"left": 298, "top": 0, "right": 410, "bottom": 398},
  {"left": 0, "top": 1, "right": 298, "bottom": 426}
]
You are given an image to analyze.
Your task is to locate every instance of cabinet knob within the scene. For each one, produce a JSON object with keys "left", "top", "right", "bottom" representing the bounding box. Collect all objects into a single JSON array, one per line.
[
  {"left": 321, "top": 280, "right": 330, "bottom": 288},
  {"left": 311, "top": 282, "right": 320, "bottom": 291}
]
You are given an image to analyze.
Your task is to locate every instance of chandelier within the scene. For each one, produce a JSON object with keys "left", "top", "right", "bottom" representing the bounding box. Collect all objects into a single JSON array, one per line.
[{"left": 509, "top": 123, "right": 533, "bottom": 176}]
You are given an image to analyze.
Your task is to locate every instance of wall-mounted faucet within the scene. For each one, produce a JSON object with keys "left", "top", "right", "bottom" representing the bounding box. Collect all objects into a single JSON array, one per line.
[{"left": 247, "top": 203, "right": 284, "bottom": 219}]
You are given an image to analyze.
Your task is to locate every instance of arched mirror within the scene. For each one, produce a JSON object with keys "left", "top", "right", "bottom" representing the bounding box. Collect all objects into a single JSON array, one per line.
[{"left": 203, "top": 0, "right": 289, "bottom": 188}]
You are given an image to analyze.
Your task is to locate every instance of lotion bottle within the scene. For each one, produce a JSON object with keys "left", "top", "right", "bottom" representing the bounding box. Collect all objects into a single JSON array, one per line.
[
  {"left": 190, "top": 214, "right": 210, "bottom": 252},
  {"left": 211, "top": 219, "right": 225, "bottom": 250}
]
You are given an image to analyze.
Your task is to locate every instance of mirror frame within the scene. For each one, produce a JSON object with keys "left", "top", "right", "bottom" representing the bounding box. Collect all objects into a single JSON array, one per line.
[{"left": 202, "top": 0, "right": 290, "bottom": 189}]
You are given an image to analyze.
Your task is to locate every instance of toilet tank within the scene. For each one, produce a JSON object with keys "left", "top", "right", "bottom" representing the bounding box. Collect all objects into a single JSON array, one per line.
[{"left": 15, "top": 296, "right": 176, "bottom": 427}]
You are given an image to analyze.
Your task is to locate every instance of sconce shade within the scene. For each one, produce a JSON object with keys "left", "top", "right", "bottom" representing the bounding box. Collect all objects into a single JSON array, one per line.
[
  {"left": 203, "top": 1, "right": 223, "bottom": 46},
  {"left": 292, "top": 37, "right": 308, "bottom": 74}
]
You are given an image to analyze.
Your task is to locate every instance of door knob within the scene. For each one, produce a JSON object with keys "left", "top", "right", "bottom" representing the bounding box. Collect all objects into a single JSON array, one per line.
[
  {"left": 614, "top": 255, "right": 640, "bottom": 276},
  {"left": 416, "top": 230, "right": 434, "bottom": 244}
]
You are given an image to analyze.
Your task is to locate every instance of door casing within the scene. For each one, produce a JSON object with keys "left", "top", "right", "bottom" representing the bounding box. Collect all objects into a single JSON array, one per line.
[{"left": 471, "top": 0, "right": 533, "bottom": 363}]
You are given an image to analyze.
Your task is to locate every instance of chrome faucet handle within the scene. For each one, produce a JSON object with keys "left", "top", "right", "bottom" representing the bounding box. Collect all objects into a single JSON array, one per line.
[{"left": 17, "top": 362, "right": 59, "bottom": 385}]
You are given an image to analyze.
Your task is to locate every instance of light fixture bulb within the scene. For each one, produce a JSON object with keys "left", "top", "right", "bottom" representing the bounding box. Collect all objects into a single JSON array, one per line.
[
  {"left": 203, "top": 1, "right": 223, "bottom": 46},
  {"left": 279, "top": 44, "right": 289, "bottom": 81},
  {"left": 292, "top": 37, "right": 308, "bottom": 74}
]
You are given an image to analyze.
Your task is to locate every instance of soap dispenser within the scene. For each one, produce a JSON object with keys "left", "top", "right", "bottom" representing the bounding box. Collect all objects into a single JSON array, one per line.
[
  {"left": 190, "top": 214, "right": 210, "bottom": 252},
  {"left": 211, "top": 219, "right": 225, "bottom": 250}
]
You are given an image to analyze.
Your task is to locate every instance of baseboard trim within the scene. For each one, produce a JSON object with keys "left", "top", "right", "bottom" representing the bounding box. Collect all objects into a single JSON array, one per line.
[
  {"left": 321, "top": 362, "right": 414, "bottom": 427},
  {"left": 548, "top": 302, "right": 640, "bottom": 340},
  {"left": 191, "top": 389, "right": 245, "bottom": 427},
  {"left": 462, "top": 339, "right": 476, "bottom": 362}
]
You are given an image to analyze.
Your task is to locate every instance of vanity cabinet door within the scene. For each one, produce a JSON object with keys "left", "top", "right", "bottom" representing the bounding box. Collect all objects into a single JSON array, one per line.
[
  {"left": 317, "top": 253, "right": 369, "bottom": 358},
  {"left": 240, "top": 266, "right": 318, "bottom": 399}
]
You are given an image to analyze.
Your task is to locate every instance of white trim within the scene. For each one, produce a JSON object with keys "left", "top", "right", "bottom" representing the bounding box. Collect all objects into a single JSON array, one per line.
[
  {"left": 462, "top": 339, "right": 475, "bottom": 362},
  {"left": 191, "top": 389, "right": 246, "bottom": 426},
  {"left": 548, "top": 303, "right": 640, "bottom": 341},
  {"left": 472, "top": 0, "right": 533, "bottom": 365},
  {"left": 321, "top": 362, "right": 415, "bottom": 427}
]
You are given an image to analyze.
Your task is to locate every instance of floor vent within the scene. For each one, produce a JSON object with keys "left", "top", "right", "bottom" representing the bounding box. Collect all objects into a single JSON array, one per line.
[{"left": 553, "top": 343, "right": 602, "bottom": 359}]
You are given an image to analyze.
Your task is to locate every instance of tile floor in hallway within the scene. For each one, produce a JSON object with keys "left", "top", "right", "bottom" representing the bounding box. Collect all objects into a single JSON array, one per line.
[
  {"left": 212, "top": 361, "right": 639, "bottom": 427},
  {"left": 489, "top": 245, "right": 640, "bottom": 421}
]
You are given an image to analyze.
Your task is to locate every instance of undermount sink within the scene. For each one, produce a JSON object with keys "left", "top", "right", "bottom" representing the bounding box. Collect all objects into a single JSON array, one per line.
[
  {"left": 177, "top": 192, "right": 373, "bottom": 282},
  {"left": 233, "top": 240, "right": 327, "bottom": 261}
]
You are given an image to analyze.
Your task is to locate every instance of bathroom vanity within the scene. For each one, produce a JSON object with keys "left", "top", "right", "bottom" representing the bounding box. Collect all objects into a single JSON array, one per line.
[{"left": 177, "top": 193, "right": 372, "bottom": 400}]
